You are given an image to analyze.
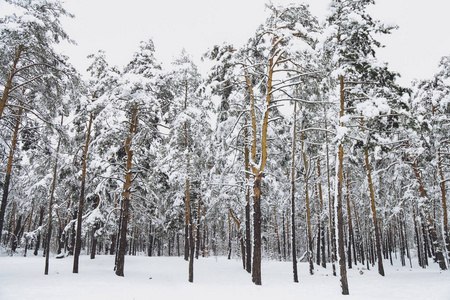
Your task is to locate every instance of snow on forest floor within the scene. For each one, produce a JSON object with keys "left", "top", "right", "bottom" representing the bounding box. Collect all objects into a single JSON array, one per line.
[{"left": 1, "top": 253, "right": 449, "bottom": 300}]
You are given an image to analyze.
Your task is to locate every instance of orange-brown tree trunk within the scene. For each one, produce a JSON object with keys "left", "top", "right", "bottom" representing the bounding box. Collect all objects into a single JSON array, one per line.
[
  {"left": 0, "top": 45, "right": 23, "bottom": 121},
  {"left": 115, "top": 107, "right": 138, "bottom": 276}
]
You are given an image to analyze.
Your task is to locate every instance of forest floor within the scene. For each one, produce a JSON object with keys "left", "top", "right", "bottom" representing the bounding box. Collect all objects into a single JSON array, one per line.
[{"left": 0, "top": 252, "right": 449, "bottom": 299}]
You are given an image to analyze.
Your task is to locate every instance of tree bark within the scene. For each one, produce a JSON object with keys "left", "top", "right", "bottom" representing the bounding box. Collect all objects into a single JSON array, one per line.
[
  {"left": 317, "top": 159, "right": 327, "bottom": 268},
  {"left": 0, "top": 45, "right": 23, "bottom": 121},
  {"left": 244, "top": 124, "right": 252, "bottom": 273},
  {"left": 364, "top": 149, "right": 385, "bottom": 276},
  {"left": 324, "top": 102, "right": 337, "bottom": 276},
  {"left": 337, "top": 75, "right": 349, "bottom": 295},
  {"left": 438, "top": 149, "right": 450, "bottom": 255},
  {"left": 0, "top": 106, "right": 23, "bottom": 245},
  {"left": 290, "top": 101, "right": 299, "bottom": 283},
  {"left": 252, "top": 173, "right": 262, "bottom": 285},
  {"left": 345, "top": 171, "right": 356, "bottom": 268},
  {"left": 273, "top": 206, "right": 282, "bottom": 260},
  {"left": 45, "top": 115, "right": 63, "bottom": 275},
  {"left": 73, "top": 112, "right": 93, "bottom": 273},
  {"left": 115, "top": 106, "right": 138, "bottom": 277},
  {"left": 301, "top": 131, "right": 314, "bottom": 275}
]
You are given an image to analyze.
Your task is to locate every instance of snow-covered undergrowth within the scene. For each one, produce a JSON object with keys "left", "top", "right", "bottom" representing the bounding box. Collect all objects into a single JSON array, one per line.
[{"left": 1, "top": 254, "right": 449, "bottom": 299}]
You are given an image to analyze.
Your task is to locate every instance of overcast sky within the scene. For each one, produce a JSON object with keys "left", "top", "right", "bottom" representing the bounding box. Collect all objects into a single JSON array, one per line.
[{"left": 59, "top": 0, "right": 450, "bottom": 86}]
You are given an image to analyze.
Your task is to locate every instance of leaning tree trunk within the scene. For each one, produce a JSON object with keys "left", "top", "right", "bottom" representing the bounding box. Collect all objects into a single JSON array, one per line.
[
  {"left": 229, "top": 208, "right": 246, "bottom": 268},
  {"left": 364, "top": 147, "right": 385, "bottom": 276},
  {"left": 0, "top": 106, "right": 23, "bottom": 245},
  {"left": 45, "top": 115, "right": 63, "bottom": 275},
  {"left": 115, "top": 106, "right": 138, "bottom": 277},
  {"left": 73, "top": 112, "right": 93, "bottom": 274},
  {"left": 0, "top": 45, "right": 23, "bottom": 121}
]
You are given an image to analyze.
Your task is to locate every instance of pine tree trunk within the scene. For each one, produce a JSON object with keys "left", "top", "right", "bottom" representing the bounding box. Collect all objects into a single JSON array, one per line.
[
  {"left": 33, "top": 207, "right": 44, "bottom": 255},
  {"left": 361, "top": 119, "right": 385, "bottom": 276},
  {"left": 195, "top": 194, "right": 201, "bottom": 259},
  {"left": 301, "top": 132, "right": 314, "bottom": 275},
  {"left": 345, "top": 171, "right": 355, "bottom": 269},
  {"left": 0, "top": 45, "right": 23, "bottom": 121},
  {"left": 73, "top": 112, "right": 93, "bottom": 273},
  {"left": 317, "top": 159, "right": 327, "bottom": 268},
  {"left": 282, "top": 212, "right": 287, "bottom": 261},
  {"left": 324, "top": 103, "right": 337, "bottom": 276},
  {"left": 244, "top": 125, "right": 252, "bottom": 273},
  {"left": 252, "top": 173, "right": 262, "bottom": 285},
  {"left": 115, "top": 107, "right": 138, "bottom": 277},
  {"left": 337, "top": 76, "right": 349, "bottom": 295},
  {"left": 290, "top": 101, "right": 299, "bottom": 283},
  {"left": 0, "top": 106, "right": 23, "bottom": 245},
  {"left": 273, "top": 206, "right": 282, "bottom": 261},
  {"left": 411, "top": 160, "right": 447, "bottom": 270},
  {"left": 438, "top": 149, "right": 450, "bottom": 256},
  {"left": 45, "top": 115, "right": 63, "bottom": 275},
  {"left": 227, "top": 212, "right": 232, "bottom": 260},
  {"left": 229, "top": 208, "right": 245, "bottom": 269}
]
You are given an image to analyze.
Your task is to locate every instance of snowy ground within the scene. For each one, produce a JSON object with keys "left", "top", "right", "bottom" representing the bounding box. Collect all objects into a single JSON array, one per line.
[{"left": 1, "top": 253, "right": 449, "bottom": 300}]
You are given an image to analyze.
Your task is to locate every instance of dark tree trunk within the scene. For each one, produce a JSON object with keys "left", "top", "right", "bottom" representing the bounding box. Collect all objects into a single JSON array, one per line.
[
  {"left": 252, "top": 174, "right": 262, "bottom": 285},
  {"left": 244, "top": 125, "right": 252, "bottom": 273},
  {"left": 73, "top": 113, "right": 93, "bottom": 273},
  {"left": 45, "top": 115, "right": 63, "bottom": 274},
  {"left": 290, "top": 101, "right": 298, "bottom": 283},
  {"left": 34, "top": 207, "right": 45, "bottom": 256}
]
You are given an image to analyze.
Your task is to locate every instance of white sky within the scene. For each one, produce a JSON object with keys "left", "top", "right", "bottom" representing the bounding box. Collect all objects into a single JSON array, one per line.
[{"left": 59, "top": 0, "right": 450, "bottom": 86}]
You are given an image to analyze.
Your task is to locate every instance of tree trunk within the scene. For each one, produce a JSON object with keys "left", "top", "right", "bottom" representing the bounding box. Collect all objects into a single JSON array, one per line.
[
  {"left": 364, "top": 149, "right": 385, "bottom": 276},
  {"left": 228, "top": 211, "right": 232, "bottom": 260},
  {"left": 115, "top": 106, "right": 138, "bottom": 277},
  {"left": 244, "top": 124, "right": 252, "bottom": 273},
  {"left": 195, "top": 194, "right": 201, "bottom": 260},
  {"left": 34, "top": 207, "right": 44, "bottom": 256},
  {"left": 411, "top": 160, "right": 447, "bottom": 270},
  {"left": 324, "top": 102, "right": 337, "bottom": 276},
  {"left": 252, "top": 173, "right": 262, "bottom": 285},
  {"left": 301, "top": 131, "right": 314, "bottom": 275},
  {"left": 345, "top": 171, "right": 356, "bottom": 269},
  {"left": 290, "top": 101, "right": 299, "bottom": 283},
  {"left": 317, "top": 159, "right": 327, "bottom": 268},
  {"left": 0, "top": 106, "right": 23, "bottom": 245},
  {"left": 337, "top": 76, "right": 349, "bottom": 295},
  {"left": 0, "top": 45, "right": 23, "bottom": 121},
  {"left": 73, "top": 112, "right": 93, "bottom": 274},
  {"left": 438, "top": 149, "right": 450, "bottom": 255},
  {"left": 229, "top": 208, "right": 245, "bottom": 269},
  {"left": 45, "top": 115, "right": 63, "bottom": 275},
  {"left": 273, "top": 206, "right": 282, "bottom": 261}
]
